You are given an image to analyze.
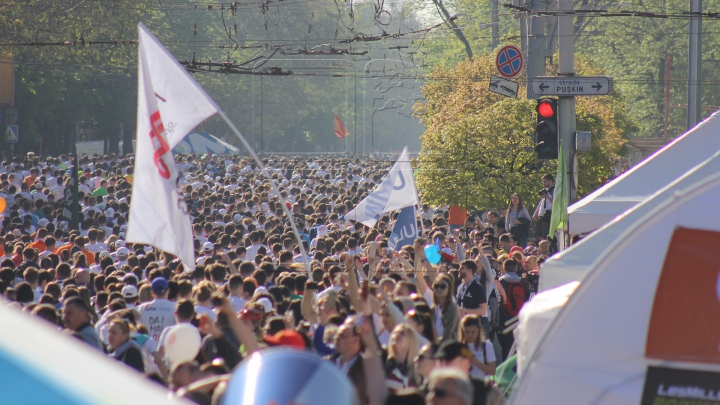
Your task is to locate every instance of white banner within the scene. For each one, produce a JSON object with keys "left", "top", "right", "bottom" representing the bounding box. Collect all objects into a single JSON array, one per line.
[
  {"left": 126, "top": 24, "right": 219, "bottom": 271},
  {"left": 346, "top": 147, "right": 418, "bottom": 227}
]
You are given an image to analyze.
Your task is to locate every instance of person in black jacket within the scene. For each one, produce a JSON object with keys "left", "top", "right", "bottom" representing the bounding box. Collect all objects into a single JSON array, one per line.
[{"left": 107, "top": 319, "right": 144, "bottom": 373}]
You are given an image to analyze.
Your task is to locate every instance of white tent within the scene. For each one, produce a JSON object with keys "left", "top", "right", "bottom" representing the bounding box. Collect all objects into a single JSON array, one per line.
[
  {"left": 540, "top": 146, "right": 720, "bottom": 291},
  {"left": 514, "top": 281, "right": 578, "bottom": 376},
  {"left": 567, "top": 110, "right": 720, "bottom": 235},
  {"left": 510, "top": 165, "right": 720, "bottom": 405},
  {"left": 0, "top": 303, "right": 191, "bottom": 405},
  {"left": 172, "top": 132, "right": 240, "bottom": 155}
]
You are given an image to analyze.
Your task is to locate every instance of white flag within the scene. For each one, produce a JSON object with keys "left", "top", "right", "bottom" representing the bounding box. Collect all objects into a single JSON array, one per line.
[
  {"left": 126, "top": 24, "right": 218, "bottom": 271},
  {"left": 346, "top": 147, "right": 418, "bottom": 227}
]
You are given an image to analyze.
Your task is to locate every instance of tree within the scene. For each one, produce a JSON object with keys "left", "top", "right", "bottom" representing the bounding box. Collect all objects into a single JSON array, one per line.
[{"left": 414, "top": 53, "right": 632, "bottom": 210}]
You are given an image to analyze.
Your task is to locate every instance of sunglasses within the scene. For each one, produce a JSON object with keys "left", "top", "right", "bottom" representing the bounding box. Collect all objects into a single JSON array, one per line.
[{"left": 434, "top": 284, "right": 448, "bottom": 290}]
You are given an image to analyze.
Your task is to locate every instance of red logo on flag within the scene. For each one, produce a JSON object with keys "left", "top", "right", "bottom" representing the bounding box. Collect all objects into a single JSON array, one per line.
[{"left": 149, "top": 111, "right": 171, "bottom": 179}]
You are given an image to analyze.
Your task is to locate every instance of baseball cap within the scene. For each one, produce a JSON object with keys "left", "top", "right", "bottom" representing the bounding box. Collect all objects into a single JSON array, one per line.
[
  {"left": 115, "top": 240, "right": 126, "bottom": 248},
  {"left": 233, "top": 214, "right": 242, "bottom": 224},
  {"left": 117, "top": 247, "right": 130, "bottom": 257},
  {"left": 99, "top": 251, "right": 111, "bottom": 259},
  {"left": 203, "top": 242, "right": 214, "bottom": 252},
  {"left": 121, "top": 285, "right": 138, "bottom": 298},
  {"left": 263, "top": 330, "right": 306, "bottom": 349},
  {"left": 37, "top": 218, "right": 49, "bottom": 228},
  {"left": 256, "top": 297, "right": 274, "bottom": 314},
  {"left": 433, "top": 340, "right": 473, "bottom": 362},
  {"left": 151, "top": 277, "right": 169, "bottom": 294}
]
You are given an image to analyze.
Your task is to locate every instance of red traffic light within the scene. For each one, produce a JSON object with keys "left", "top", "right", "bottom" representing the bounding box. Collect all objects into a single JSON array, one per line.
[{"left": 537, "top": 100, "right": 555, "bottom": 118}]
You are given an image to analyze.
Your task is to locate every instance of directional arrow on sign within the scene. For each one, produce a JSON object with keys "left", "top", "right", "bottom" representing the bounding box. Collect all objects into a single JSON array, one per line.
[{"left": 530, "top": 76, "right": 613, "bottom": 96}]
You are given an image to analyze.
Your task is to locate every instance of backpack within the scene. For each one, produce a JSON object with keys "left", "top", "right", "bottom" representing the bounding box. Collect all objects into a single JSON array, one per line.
[{"left": 501, "top": 280, "right": 526, "bottom": 317}]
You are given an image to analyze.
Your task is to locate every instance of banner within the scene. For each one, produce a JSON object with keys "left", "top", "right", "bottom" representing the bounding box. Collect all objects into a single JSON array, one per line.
[
  {"left": 126, "top": 24, "right": 218, "bottom": 271},
  {"left": 388, "top": 206, "right": 418, "bottom": 250},
  {"left": 334, "top": 113, "right": 349, "bottom": 139},
  {"left": 549, "top": 141, "right": 568, "bottom": 237},
  {"left": 346, "top": 147, "right": 418, "bottom": 227},
  {"left": 641, "top": 366, "right": 720, "bottom": 405}
]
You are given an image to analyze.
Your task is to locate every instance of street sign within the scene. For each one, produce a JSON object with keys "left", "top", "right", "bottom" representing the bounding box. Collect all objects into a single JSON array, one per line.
[
  {"left": 496, "top": 45, "right": 523, "bottom": 78},
  {"left": 531, "top": 76, "right": 613, "bottom": 96},
  {"left": 489, "top": 75, "right": 519, "bottom": 98},
  {"left": 4, "top": 125, "right": 18, "bottom": 143}
]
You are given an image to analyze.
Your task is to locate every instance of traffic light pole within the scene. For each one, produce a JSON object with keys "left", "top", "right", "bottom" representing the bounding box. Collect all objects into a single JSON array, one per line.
[
  {"left": 526, "top": 0, "right": 547, "bottom": 100},
  {"left": 558, "top": 0, "right": 576, "bottom": 202}
]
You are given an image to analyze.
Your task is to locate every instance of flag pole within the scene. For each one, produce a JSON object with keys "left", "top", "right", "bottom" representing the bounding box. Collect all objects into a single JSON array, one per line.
[{"left": 216, "top": 110, "right": 312, "bottom": 276}]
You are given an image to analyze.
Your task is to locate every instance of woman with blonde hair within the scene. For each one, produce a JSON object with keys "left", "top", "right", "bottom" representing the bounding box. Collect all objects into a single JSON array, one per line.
[
  {"left": 385, "top": 323, "right": 420, "bottom": 391},
  {"left": 138, "top": 284, "right": 153, "bottom": 304},
  {"left": 460, "top": 314, "right": 496, "bottom": 379}
]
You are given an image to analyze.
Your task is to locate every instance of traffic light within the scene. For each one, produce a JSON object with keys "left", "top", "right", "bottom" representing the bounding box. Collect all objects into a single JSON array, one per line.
[{"left": 534, "top": 98, "right": 558, "bottom": 159}]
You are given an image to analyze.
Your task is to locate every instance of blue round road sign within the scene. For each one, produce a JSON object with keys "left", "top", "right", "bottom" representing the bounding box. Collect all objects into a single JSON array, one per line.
[{"left": 496, "top": 45, "right": 523, "bottom": 78}]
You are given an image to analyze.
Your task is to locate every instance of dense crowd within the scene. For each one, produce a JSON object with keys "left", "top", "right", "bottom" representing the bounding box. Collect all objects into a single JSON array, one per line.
[{"left": 0, "top": 151, "right": 556, "bottom": 405}]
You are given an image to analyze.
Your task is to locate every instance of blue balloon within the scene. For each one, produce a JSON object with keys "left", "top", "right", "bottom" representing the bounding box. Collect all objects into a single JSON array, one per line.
[{"left": 424, "top": 245, "right": 441, "bottom": 264}]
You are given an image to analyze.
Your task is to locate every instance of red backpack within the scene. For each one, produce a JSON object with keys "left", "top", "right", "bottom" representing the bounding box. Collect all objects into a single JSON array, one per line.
[{"left": 501, "top": 281, "right": 526, "bottom": 317}]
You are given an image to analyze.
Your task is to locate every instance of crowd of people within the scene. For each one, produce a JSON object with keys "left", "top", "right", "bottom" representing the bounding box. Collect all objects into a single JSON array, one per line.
[{"left": 0, "top": 151, "right": 557, "bottom": 405}]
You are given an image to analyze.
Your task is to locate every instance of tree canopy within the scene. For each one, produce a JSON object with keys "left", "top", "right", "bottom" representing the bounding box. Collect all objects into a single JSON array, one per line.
[{"left": 414, "top": 53, "right": 633, "bottom": 209}]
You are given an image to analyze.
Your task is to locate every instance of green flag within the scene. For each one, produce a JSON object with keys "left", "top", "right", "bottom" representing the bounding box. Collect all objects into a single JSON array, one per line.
[{"left": 548, "top": 141, "right": 568, "bottom": 237}]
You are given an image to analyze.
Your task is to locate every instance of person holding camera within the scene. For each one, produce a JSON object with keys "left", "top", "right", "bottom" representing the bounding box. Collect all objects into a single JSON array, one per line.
[{"left": 532, "top": 174, "right": 555, "bottom": 242}]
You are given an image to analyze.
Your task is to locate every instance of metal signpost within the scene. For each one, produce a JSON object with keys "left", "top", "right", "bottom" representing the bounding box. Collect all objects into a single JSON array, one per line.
[{"left": 531, "top": 76, "right": 613, "bottom": 97}]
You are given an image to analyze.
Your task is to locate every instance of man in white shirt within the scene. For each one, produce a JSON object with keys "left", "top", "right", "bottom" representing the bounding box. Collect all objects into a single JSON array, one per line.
[
  {"left": 227, "top": 274, "right": 250, "bottom": 313},
  {"left": 137, "top": 278, "right": 176, "bottom": 342}
]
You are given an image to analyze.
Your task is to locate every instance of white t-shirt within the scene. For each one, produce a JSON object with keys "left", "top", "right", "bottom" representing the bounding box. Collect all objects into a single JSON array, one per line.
[
  {"left": 469, "top": 340, "right": 496, "bottom": 379},
  {"left": 194, "top": 305, "right": 217, "bottom": 322},
  {"left": 229, "top": 296, "right": 248, "bottom": 314},
  {"left": 137, "top": 298, "right": 177, "bottom": 341}
]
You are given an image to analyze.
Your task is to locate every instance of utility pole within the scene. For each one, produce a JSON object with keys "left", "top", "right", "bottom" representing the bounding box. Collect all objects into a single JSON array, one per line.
[
  {"left": 557, "top": 0, "right": 576, "bottom": 202},
  {"left": 687, "top": 0, "right": 702, "bottom": 130},
  {"left": 491, "top": 0, "right": 499, "bottom": 49},
  {"left": 526, "top": 0, "right": 547, "bottom": 99}
]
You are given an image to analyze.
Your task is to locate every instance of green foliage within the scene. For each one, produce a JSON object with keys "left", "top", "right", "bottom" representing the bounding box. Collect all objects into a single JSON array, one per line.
[{"left": 414, "top": 54, "right": 631, "bottom": 209}]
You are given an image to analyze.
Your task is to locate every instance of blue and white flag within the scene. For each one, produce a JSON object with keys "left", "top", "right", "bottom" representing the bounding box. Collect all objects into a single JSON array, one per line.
[
  {"left": 346, "top": 147, "right": 418, "bottom": 227},
  {"left": 388, "top": 205, "right": 418, "bottom": 250}
]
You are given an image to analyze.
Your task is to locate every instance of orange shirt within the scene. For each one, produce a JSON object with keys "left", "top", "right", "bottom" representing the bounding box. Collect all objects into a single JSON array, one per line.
[
  {"left": 23, "top": 175, "right": 37, "bottom": 188},
  {"left": 28, "top": 239, "right": 47, "bottom": 253},
  {"left": 448, "top": 205, "right": 468, "bottom": 225},
  {"left": 55, "top": 244, "right": 95, "bottom": 265}
]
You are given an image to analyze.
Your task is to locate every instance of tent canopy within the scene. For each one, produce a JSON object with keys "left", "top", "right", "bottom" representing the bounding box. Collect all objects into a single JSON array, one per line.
[
  {"left": 567, "top": 110, "right": 720, "bottom": 235},
  {"left": 173, "top": 132, "right": 240, "bottom": 155},
  {"left": 511, "top": 164, "right": 720, "bottom": 405},
  {"left": 0, "top": 302, "right": 190, "bottom": 405},
  {"left": 540, "top": 147, "right": 720, "bottom": 291}
]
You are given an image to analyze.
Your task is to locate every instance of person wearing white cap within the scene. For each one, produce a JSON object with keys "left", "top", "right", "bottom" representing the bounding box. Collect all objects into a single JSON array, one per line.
[
  {"left": 116, "top": 247, "right": 130, "bottom": 268},
  {"left": 121, "top": 285, "right": 139, "bottom": 309}
]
